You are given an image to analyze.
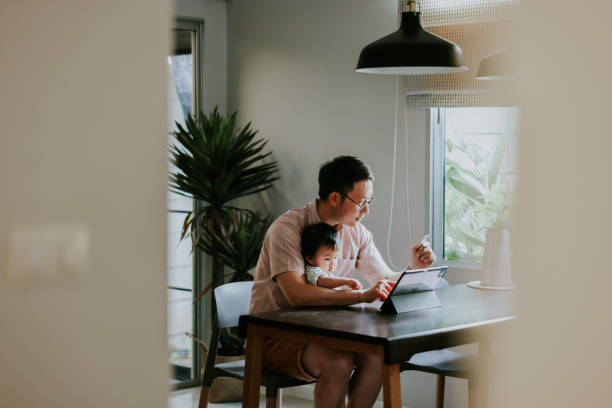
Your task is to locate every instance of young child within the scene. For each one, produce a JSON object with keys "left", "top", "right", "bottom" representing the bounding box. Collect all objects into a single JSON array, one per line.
[{"left": 300, "top": 222, "right": 363, "bottom": 290}]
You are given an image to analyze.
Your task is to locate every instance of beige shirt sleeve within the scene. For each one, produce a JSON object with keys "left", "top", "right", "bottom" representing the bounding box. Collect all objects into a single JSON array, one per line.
[
  {"left": 354, "top": 226, "right": 395, "bottom": 285},
  {"left": 267, "top": 221, "right": 305, "bottom": 279}
]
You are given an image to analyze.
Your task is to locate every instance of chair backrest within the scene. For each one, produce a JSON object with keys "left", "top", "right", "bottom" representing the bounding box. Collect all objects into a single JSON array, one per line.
[
  {"left": 213, "top": 281, "right": 254, "bottom": 329},
  {"left": 436, "top": 278, "right": 450, "bottom": 288}
]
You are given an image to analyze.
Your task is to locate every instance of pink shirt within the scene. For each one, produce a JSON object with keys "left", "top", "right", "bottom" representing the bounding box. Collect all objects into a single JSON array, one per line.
[{"left": 249, "top": 200, "right": 393, "bottom": 314}]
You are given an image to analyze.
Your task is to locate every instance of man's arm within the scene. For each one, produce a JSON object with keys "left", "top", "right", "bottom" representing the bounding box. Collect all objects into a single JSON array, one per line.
[
  {"left": 277, "top": 271, "right": 382, "bottom": 306},
  {"left": 354, "top": 228, "right": 436, "bottom": 283},
  {"left": 384, "top": 242, "right": 437, "bottom": 282}
]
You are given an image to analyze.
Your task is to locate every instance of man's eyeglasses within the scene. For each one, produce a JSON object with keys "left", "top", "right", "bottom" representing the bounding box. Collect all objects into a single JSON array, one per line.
[{"left": 341, "top": 193, "right": 374, "bottom": 211}]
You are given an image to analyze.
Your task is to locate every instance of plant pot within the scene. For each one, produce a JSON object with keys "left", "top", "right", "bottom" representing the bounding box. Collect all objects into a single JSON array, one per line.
[
  {"left": 481, "top": 227, "right": 513, "bottom": 287},
  {"left": 201, "top": 352, "right": 244, "bottom": 403}
]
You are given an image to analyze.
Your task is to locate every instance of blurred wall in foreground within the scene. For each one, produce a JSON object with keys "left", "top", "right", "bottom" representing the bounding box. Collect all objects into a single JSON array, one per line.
[
  {"left": 493, "top": 1, "right": 612, "bottom": 407},
  {"left": 0, "top": 1, "right": 171, "bottom": 407}
]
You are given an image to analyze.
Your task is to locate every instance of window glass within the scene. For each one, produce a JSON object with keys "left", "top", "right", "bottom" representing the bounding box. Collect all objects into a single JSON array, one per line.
[
  {"left": 439, "top": 107, "right": 519, "bottom": 262},
  {"left": 167, "top": 36, "right": 194, "bottom": 381}
]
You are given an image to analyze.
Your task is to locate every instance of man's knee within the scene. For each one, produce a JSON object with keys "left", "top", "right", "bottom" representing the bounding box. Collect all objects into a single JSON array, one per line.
[
  {"left": 356, "top": 353, "right": 381, "bottom": 370},
  {"left": 326, "top": 350, "right": 354, "bottom": 376},
  {"left": 303, "top": 346, "right": 354, "bottom": 378}
]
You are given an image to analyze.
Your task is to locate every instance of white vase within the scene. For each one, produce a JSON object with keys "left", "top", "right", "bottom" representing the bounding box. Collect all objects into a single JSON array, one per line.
[{"left": 481, "top": 227, "right": 513, "bottom": 287}]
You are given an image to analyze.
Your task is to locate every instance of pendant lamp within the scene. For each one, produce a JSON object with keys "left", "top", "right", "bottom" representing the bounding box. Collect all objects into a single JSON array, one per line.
[
  {"left": 476, "top": 49, "right": 515, "bottom": 80},
  {"left": 356, "top": 1, "right": 467, "bottom": 75}
]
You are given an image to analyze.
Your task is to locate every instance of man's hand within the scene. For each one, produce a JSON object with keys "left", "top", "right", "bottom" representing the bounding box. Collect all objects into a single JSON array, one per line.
[{"left": 409, "top": 240, "right": 436, "bottom": 270}]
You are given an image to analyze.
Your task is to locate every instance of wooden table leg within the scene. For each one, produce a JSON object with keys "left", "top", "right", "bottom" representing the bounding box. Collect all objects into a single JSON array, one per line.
[
  {"left": 478, "top": 338, "right": 491, "bottom": 408},
  {"left": 468, "top": 377, "right": 479, "bottom": 408},
  {"left": 243, "top": 325, "right": 263, "bottom": 408},
  {"left": 382, "top": 363, "right": 402, "bottom": 408}
]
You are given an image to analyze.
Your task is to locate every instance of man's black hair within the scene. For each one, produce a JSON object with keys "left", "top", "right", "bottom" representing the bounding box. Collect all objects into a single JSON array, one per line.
[
  {"left": 301, "top": 222, "right": 338, "bottom": 261},
  {"left": 318, "top": 155, "right": 374, "bottom": 201}
]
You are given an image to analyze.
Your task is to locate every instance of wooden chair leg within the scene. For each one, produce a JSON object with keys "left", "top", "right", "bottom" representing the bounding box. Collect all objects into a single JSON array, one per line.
[
  {"left": 265, "top": 387, "right": 281, "bottom": 408},
  {"left": 435, "top": 375, "right": 445, "bottom": 408},
  {"left": 197, "top": 385, "right": 209, "bottom": 408},
  {"left": 340, "top": 397, "right": 347, "bottom": 408},
  {"left": 244, "top": 327, "right": 264, "bottom": 407}
]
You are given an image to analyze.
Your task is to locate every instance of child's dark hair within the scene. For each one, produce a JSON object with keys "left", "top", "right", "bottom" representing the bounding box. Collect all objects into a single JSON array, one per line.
[{"left": 301, "top": 222, "right": 338, "bottom": 262}]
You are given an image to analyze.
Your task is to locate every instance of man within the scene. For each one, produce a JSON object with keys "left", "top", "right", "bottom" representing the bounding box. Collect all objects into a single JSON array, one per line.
[{"left": 250, "top": 156, "right": 435, "bottom": 408}]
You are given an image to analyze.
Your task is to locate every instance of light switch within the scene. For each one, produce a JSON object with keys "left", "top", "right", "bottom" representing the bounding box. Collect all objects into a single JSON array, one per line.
[{"left": 7, "top": 225, "right": 90, "bottom": 283}]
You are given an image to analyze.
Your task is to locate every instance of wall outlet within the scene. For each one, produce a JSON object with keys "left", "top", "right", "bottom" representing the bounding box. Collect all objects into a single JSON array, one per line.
[{"left": 7, "top": 225, "right": 90, "bottom": 283}]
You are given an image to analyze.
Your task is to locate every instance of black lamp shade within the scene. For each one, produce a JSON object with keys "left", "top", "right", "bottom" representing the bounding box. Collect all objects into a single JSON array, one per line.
[
  {"left": 476, "top": 49, "right": 515, "bottom": 80},
  {"left": 356, "top": 12, "right": 467, "bottom": 75}
]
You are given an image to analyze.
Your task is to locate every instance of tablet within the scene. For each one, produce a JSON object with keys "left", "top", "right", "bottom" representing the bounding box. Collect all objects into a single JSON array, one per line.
[{"left": 379, "top": 266, "right": 447, "bottom": 311}]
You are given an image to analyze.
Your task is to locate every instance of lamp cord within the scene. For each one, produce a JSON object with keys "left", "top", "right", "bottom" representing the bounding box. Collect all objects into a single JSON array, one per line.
[
  {"left": 385, "top": 76, "right": 415, "bottom": 272},
  {"left": 404, "top": 88, "right": 414, "bottom": 250},
  {"left": 402, "top": 0, "right": 420, "bottom": 13},
  {"left": 385, "top": 77, "right": 403, "bottom": 271}
]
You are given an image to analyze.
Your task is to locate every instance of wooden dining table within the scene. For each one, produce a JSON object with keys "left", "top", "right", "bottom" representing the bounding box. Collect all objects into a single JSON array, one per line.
[{"left": 239, "top": 283, "right": 515, "bottom": 407}]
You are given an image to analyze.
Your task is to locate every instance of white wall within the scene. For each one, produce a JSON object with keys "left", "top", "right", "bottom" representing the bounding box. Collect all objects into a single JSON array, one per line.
[
  {"left": 0, "top": 1, "right": 170, "bottom": 407},
  {"left": 227, "top": 1, "right": 468, "bottom": 406},
  {"left": 228, "top": 0, "right": 430, "bottom": 271}
]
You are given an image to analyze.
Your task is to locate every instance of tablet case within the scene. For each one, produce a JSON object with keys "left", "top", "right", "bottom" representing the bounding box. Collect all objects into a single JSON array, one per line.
[
  {"left": 379, "top": 266, "right": 447, "bottom": 314},
  {"left": 380, "top": 289, "right": 441, "bottom": 313}
]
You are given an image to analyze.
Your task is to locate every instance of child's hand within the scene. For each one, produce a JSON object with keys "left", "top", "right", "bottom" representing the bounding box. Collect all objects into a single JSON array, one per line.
[
  {"left": 344, "top": 278, "right": 362, "bottom": 290},
  {"left": 359, "top": 280, "right": 395, "bottom": 303},
  {"left": 375, "top": 279, "right": 395, "bottom": 301}
]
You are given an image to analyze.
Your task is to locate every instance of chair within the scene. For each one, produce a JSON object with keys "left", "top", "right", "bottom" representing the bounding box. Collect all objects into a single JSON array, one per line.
[
  {"left": 197, "top": 281, "right": 314, "bottom": 408},
  {"left": 400, "top": 349, "right": 479, "bottom": 408},
  {"left": 399, "top": 279, "right": 481, "bottom": 408}
]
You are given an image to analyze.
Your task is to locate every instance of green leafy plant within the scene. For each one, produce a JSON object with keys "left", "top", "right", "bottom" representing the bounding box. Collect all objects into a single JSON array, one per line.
[
  {"left": 169, "top": 107, "right": 279, "bottom": 355},
  {"left": 444, "top": 115, "right": 516, "bottom": 262},
  {"left": 214, "top": 210, "right": 274, "bottom": 282},
  {"left": 473, "top": 181, "right": 513, "bottom": 230},
  {"left": 213, "top": 211, "right": 273, "bottom": 355}
]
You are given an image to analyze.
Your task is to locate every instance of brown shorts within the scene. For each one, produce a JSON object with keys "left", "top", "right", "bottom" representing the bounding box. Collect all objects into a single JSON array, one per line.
[{"left": 262, "top": 337, "right": 317, "bottom": 382}]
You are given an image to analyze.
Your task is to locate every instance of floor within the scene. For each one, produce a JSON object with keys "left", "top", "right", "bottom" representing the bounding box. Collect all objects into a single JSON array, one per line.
[
  {"left": 168, "top": 386, "right": 395, "bottom": 408},
  {"left": 169, "top": 386, "right": 314, "bottom": 408}
]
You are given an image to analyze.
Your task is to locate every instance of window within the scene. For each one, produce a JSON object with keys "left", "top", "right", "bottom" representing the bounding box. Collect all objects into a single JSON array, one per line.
[
  {"left": 167, "top": 18, "right": 205, "bottom": 389},
  {"left": 167, "top": 31, "right": 195, "bottom": 384},
  {"left": 430, "top": 107, "right": 519, "bottom": 265}
]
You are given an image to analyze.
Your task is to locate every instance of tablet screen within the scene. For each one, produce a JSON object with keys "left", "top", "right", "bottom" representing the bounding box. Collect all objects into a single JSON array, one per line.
[{"left": 387, "top": 266, "right": 447, "bottom": 297}]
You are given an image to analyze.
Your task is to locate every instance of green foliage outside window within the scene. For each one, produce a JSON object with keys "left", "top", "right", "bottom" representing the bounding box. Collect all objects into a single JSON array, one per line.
[{"left": 443, "top": 108, "right": 517, "bottom": 262}]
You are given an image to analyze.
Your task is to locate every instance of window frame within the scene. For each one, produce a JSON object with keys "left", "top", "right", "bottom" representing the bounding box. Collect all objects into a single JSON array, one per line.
[
  {"left": 429, "top": 107, "right": 482, "bottom": 271},
  {"left": 169, "top": 17, "right": 206, "bottom": 391}
]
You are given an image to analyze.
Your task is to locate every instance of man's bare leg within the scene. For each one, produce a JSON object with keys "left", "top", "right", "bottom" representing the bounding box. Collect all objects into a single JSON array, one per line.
[
  {"left": 347, "top": 353, "right": 383, "bottom": 408},
  {"left": 302, "top": 344, "right": 355, "bottom": 408}
]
